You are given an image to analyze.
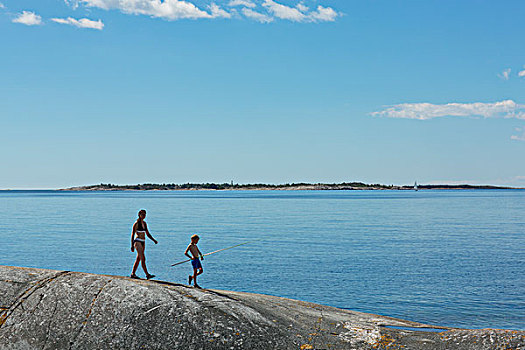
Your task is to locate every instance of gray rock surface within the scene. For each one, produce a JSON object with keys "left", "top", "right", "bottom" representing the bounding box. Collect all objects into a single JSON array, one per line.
[{"left": 0, "top": 265, "right": 523, "bottom": 349}]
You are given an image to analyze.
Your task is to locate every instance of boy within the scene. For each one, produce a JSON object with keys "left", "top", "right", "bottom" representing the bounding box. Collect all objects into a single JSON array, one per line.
[{"left": 184, "top": 234, "right": 204, "bottom": 288}]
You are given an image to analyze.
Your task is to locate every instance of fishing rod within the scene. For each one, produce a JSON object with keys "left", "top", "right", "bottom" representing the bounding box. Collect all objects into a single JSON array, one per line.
[{"left": 170, "top": 239, "right": 262, "bottom": 267}]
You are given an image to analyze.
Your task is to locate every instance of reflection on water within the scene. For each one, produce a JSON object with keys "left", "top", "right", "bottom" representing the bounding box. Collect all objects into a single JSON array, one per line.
[{"left": 1, "top": 189, "right": 524, "bottom": 330}]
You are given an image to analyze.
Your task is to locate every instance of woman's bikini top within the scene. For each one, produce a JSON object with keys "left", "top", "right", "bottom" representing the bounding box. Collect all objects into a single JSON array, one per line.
[{"left": 136, "top": 220, "right": 146, "bottom": 233}]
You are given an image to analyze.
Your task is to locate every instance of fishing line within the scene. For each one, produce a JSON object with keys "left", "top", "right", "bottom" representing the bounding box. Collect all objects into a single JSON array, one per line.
[{"left": 170, "top": 238, "right": 262, "bottom": 267}]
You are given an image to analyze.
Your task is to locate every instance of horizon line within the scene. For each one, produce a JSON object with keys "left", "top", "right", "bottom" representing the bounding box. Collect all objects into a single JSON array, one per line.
[{"left": 2, "top": 181, "right": 524, "bottom": 191}]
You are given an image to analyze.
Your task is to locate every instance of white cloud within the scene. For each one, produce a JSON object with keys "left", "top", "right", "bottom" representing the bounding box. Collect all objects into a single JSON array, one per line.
[
  {"left": 372, "top": 100, "right": 525, "bottom": 120},
  {"left": 228, "top": 0, "right": 256, "bottom": 8},
  {"left": 519, "top": 70, "right": 525, "bottom": 77},
  {"left": 296, "top": 3, "right": 309, "bottom": 12},
  {"left": 209, "top": 3, "right": 232, "bottom": 18},
  {"left": 51, "top": 17, "right": 105, "bottom": 30},
  {"left": 0, "top": 2, "right": 5, "bottom": 9},
  {"left": 13, "top": 11, "right": 42, "bottom": 26},
  {"left": 511, "top": 127, "right": 525, "bottom": 141},
  {"left": 498, "top": 68, "right": 511, "bottom": 80},
  {"left": 262, "top": 0, "right": 339, "bottom": 22},
  {"left": 309, "top": 5, "right": 338, "bottom": 22},
  {"left": 262, "top": 0, "right": 306, "bottom": 22},
  {"left": 242, "top": 8, "right": 272, "bottom": 23},
  {"left": 76, "top": 0, "right": 214, "bottom": 20},
  {"left": 64, "top": 0, "right": 79, "bottom": 9},
  {"left": 69, "top": 0, "right": 340, "bottom": 23}
]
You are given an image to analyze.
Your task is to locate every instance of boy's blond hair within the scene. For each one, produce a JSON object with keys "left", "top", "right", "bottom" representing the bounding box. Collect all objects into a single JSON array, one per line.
[{"left": 191, "top": 234, "right": 200, "bottom": 241}]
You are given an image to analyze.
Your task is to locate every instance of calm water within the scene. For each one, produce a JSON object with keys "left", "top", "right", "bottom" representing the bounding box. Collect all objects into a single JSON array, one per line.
[{"left": 0, "top": 190, "right": 524, "bottom": 330}]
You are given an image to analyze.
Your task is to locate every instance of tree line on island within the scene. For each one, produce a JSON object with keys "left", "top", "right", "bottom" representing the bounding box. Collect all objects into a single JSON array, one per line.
[{"left": 63, "top": 182, "right": 514, "bottom": 191}]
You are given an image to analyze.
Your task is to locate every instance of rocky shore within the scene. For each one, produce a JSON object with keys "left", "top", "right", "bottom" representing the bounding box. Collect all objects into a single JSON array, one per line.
[{"left": 1, "top": 265, "right": 523, "bottom": 349}]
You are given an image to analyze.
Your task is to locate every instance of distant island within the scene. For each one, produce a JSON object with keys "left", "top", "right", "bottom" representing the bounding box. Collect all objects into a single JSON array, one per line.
[{"left": 61, "top": 182, "right": 517, "bottom": 191}]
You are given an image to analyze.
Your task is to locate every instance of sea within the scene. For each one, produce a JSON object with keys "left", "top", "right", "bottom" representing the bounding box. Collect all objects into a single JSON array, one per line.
[{"left": 0, "top": 189, "right": 523, "bottom": 330}]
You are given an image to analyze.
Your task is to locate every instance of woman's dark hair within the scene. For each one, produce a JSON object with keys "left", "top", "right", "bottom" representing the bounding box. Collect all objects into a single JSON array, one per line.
[{"left": 137, "top": 210, "right": 146, "bottom": 230}]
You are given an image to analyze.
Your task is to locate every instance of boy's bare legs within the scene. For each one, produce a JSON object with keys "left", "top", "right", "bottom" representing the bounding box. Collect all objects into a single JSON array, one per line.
[
  {"left": 189, "top": 268, "right": 197, "bottom": 285},
  {"left": 191, "top": 268, "right": 203, "bottom": 288}
]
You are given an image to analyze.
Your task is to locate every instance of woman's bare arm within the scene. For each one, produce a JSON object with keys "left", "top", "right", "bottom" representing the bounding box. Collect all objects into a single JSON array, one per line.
[
  {"left": 144, "top": 222, "right": 158, "bottom": 244},
  {"left": 131, "top": 222, "right": 136, "bottom": 252}
]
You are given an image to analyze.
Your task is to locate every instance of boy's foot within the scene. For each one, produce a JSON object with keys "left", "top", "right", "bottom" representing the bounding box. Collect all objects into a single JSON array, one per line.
[
  {"left": 130, "top": 274, "right": 139, "bottom": 279},
  {"left": 146, "top": 274, "right": 156, "bottom": 280},
  {"left": 188, "top": 275, "right": 193, "bottom": 285},
  {"left": 194, "top": 284, "right": 202, "bottom": 289}
]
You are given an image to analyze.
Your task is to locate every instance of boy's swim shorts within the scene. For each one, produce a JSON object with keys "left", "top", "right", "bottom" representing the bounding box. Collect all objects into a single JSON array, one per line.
[{"left": 191, "top": 259, "right": 202, "bottom": 269}]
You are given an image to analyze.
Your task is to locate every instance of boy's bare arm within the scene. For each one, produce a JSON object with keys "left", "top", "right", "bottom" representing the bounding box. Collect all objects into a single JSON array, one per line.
[
  {"left": 197, "top": 247, "right": 204, "bottom": 259},
  {"left": 184, "top": 245, "right": 194, "bottom": 259}
]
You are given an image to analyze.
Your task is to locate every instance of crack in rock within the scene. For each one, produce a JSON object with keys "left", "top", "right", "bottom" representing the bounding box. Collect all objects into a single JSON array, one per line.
[
  {"left": 0, "top": 271, "right": 70, "bottom": 329},
  {"left": 41, "top": 288, "right": 60, "bottom": 350},
  {"left": 68, "top": 278, "right": 113, "bottom": 350}
]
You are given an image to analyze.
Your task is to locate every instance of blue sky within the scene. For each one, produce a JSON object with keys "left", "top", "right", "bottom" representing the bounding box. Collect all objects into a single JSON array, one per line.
[{"left": 2, "top": 0, "right": 525, "bottom": 188}]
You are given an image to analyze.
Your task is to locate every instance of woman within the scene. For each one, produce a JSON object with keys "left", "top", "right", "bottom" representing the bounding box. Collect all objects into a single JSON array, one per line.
[{"left": 130, "top": 209, "right": 158, "bottom": 279}]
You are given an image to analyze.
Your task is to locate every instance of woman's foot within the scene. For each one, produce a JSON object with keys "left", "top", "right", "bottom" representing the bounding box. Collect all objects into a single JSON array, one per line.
[
  {"left": 194, "top": 284, "right": 202, "bottom": 289},
  {"left": 130, "top": 274, "right": 139, "bottom": 279},
  {"left": 188, "top": 275, "right": 193, "bottom": 285},
  {"left": 146, "top": 274, "right": 156, "bottom": 280}
]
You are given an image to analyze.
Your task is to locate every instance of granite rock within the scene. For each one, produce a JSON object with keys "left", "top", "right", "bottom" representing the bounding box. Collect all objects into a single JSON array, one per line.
[{"left": 0, "top": 265, "right": 523, "bottom": 349}]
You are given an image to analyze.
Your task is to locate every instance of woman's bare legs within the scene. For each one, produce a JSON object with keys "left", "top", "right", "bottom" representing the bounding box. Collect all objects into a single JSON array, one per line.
[
  {"left": 132, "top": 242, "right": 149, "bottom": 276},
  {"left": 132, "top": 255, "right": 140, "bottom": 276}
]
